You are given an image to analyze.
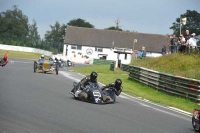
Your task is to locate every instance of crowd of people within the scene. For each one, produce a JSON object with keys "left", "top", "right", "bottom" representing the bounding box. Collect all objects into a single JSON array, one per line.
[{"left": 162, "top": 30, "right": 200, "bottom": 55}]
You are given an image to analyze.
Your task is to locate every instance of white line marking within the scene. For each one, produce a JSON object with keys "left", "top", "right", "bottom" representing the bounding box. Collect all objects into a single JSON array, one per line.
[
  {"left": 12, "top": 61, "right": 32, "bottom": 63},
  {"left": 139, "top": 103, "right": 151, "bottom": 107},
  {"left": 121, "top": 93, "right": 192, "bottom": 117},
  {"left": 119, "top": 95, "right": 128, "bottom": 99}
]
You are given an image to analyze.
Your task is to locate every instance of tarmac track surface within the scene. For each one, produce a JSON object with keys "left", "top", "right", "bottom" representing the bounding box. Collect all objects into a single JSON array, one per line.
[{"left": 0, "top": 59, "right": 194, "bottom": 133}]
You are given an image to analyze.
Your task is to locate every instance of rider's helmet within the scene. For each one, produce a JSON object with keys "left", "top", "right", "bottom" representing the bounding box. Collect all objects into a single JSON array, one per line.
[
  {"left": 41, "top": 55, "right": 44, "bottom": 59},
  {"left": 90, "top": 71, "right": 98, "bottom": 82},
  {"left": 115, "top": 78, "right": 122, "bottom": 90}
]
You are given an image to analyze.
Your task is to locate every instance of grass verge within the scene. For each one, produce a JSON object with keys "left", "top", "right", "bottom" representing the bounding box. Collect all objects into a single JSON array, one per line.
[
  {"left": 0, "top": 49, "right": 49, "bottom": 60},
  {"left": 67, "top": 65, "right": 199, "bottom": 113}
]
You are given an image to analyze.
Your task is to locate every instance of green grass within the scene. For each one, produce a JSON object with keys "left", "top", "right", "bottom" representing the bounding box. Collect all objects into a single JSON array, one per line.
[
  {"left": 131, "top": 53, "right": 200, "bottom": 79},
  {"left": 0, "top": 49, "right": 49, "bottom": 60},
  {"left": 68, "top": 62, "right": 200, "bottom": 113}
]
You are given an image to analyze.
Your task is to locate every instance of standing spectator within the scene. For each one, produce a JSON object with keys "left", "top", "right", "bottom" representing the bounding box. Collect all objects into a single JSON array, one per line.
[
  {"left": 191, "top": 33, "right": 197, "bottom": 44},
  {"left": 186, "top": 34, "right": 197, "bottom": 52},
  {"left": 139, "top": 51, "right": 143, "bottom": 59},
  {"left": 162, "top": 45, "right": 166, "bottom": 55},
  {"left": 143, "top": 50, "right": 146, "bottom": 58},
  {"left": 170, "top": 33, "right": 178, "bottom": 53},
  {"left": 178, "top": 34, "right": 186, "bottom": 52},
  {"left": 184, "top": 30, "right": 191, "bottom": 43}
]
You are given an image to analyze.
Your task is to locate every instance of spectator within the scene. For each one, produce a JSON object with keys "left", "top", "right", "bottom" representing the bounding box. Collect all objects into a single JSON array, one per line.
[
  {"left": 143, "top": 50, "right": 146, "bottom": 58},
  {"left": 139, "top": 51, "right": 143, "bottom": 59},
  {"left": 178, "top": 34, "right": 186, "bottom": 52},
  {"left": 186, "top": 34, "right": 197, "bottom": 52},
  {"left": 191, "top": 33, "right": 197, "bottom": 44},
  {"left": 162, "top": 45, "right": 166, "bottom": 55},
  {"left": 135, "top": 50, "right": 139, "bottom": 59},
  {"left": 170, "top": 33, "right": 178, "bottom": 53},
  {"left": 184, "top": 30, "right": 191, "bottom": 43}
]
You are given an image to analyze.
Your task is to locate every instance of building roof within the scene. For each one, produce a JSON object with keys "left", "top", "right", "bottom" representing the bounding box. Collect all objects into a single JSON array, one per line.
[{"left": 64, "top": 26, "right": 169, "bottom": 52}]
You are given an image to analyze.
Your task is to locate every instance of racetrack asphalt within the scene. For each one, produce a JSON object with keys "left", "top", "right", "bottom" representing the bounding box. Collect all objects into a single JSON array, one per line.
[{"left": 0, "top": 58, "right": 194, "bottom": 133}]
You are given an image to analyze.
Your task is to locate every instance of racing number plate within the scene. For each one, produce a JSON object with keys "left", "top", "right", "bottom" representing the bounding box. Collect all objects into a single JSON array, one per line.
[{"left": 93, "top": 90, "right": 101, "bottom": 97}]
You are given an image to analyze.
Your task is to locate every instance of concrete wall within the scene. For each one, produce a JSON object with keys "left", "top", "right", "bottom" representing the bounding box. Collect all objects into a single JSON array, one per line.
[{"left": 0, "top": 44, "right": 53, "bottom": 56}]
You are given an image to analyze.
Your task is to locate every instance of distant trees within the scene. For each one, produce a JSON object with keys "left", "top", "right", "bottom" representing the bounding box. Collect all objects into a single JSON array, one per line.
[
  {"left": 105, "top": 18, "right": 123, "bottom": 31},
  {"left": 67, "top": 18, "right": 94, "bottom": 28},
  {"left": 45, "top": 21, "right": 66, "bottom": 53},
  {"left": 105, "top": 26, "right": 123, "bottom": 31},
  {"left": 170, "top": 10, "right": 200, "bottom": 36},
  {"left": 0, "top": 6, "right": 96, "bottom": 53},
  {"left": 0, "top": 5, "right": 29, "bottom": 46},
  {"left": 28, "top": 20, "right": 40, "bottom": 48}
]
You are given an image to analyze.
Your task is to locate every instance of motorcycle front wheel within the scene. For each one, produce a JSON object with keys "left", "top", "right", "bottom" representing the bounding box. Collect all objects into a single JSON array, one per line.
[{"left": 192, "top": 116, "right": 200, "bottom": 131}]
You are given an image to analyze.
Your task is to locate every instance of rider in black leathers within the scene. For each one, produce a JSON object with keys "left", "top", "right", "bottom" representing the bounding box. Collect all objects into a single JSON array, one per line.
[
  {"left": 101, "top": 78, "right": 123, "bottom": 96},
  {"left": 70, "top": 71, "right": 98, "bottom": 94}
]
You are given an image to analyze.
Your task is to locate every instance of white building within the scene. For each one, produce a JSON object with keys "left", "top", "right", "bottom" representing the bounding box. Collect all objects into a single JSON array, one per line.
[{"left": 63, "top": 26, "right": 168, "bottom": 67}]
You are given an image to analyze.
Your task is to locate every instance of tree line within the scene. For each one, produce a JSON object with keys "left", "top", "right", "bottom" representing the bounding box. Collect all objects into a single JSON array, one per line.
[{"left": 0, "top": 5, "right": 199, "bottom": 53}]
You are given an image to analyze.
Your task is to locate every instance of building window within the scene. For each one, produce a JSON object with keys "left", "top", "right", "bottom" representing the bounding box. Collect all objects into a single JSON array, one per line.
[
  {"left": 71, "top": 45, "right": 77, "bottom": 49},
  {"left": 71, "top": 45, "right": 82, "bottom": 50},
  {"left": 95, "top": 47, "right": 103, "bottom": 52}
]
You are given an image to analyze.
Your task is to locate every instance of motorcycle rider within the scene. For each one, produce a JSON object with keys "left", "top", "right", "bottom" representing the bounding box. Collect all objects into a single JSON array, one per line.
[
  {"left": 0, "top": 51, "right": 9, "bottom": 67},
  {"left": 101, "top": 78, "right": 123, "bottom": 96},
  {"left": 37, "top": 55, "right": 45, "bottom": 65},
  {"left": 70, "top": 71, "right": 98, "bottom": 94},
  {"left": 1, "top": 51, "right": 8, "bottom": 62}
]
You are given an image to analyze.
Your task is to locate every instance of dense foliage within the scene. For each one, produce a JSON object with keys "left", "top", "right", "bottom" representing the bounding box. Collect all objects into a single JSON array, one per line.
[{"left": 170, "top": 10, "right": 200, "bottom": 36}]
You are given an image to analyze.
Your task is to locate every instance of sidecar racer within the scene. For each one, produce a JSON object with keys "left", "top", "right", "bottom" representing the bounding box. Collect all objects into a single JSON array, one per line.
[{"left": 33, "top": 58, "right": 59, "bottom": 75}]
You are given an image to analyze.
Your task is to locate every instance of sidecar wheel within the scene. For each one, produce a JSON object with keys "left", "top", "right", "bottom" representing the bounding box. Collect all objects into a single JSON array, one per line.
[
  {"left": 56, "top": 65, "right": 59, "bottom": 75},
  {"left": 192, "top": 116, "right": 200, "bottom": 131},
  {"left": 34, "top": 63, "right": 37, "bottom": 73}
]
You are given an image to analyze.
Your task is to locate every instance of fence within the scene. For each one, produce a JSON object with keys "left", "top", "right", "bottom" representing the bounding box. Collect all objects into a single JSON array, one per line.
[{"left": 125, "top": 65, "right": 200, "bottom": 104}]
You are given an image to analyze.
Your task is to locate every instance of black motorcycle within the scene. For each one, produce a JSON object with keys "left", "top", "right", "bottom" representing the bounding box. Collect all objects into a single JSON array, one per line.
[
  {"left": 70, "top": 81, "right": 116, "bottom": 104},
  {"left": 192, "top": 109, "right": 200, "bottom": 131}
]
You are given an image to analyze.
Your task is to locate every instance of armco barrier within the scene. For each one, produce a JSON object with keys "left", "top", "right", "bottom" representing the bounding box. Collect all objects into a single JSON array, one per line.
[
  {"left": 128, "top": 65, "right": 200, "bottom": 104},
  {"left": 121, "top": 64, "right": 130, "bottom": 72},
  {"left": 93, "top": 59, "right": 114, "bottom": 65}
]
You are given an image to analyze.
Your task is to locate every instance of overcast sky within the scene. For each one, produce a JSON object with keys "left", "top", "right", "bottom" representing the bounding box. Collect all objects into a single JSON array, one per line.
[{"left": 0, "top": 0, "right": 200, "bottom": 38}]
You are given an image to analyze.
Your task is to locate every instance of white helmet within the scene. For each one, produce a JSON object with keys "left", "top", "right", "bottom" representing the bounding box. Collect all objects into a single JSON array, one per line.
[{"left": 41, "top": 55, "right": 44, "bottom": 58}]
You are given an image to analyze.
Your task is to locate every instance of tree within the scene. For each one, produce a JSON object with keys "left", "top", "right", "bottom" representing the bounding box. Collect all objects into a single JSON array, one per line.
[
  {"left": 170, "top": 10, "right": 200, "bottom": 36},
  {"left": 67, "top": 18, "right": 94, "bottom": 28},
  {"left": 28, "top": 20, "right": 40, "bottom": 48},
  {"left": 0, "top": 5, "right": 29, "bottom": 45},
  {"left": 105, "top": 18, "right": 123, "bottom": 31},
  {"left": 105, "top": 26, "right": 123, "bottom": 31},
  {"left": 45, "top": 21, "right": 66, "bottom": 53}
]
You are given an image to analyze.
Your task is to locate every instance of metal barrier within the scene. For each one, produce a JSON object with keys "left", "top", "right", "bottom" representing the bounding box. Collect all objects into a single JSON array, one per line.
[
  {"left": 128, "top": 66, "right": 200, "bottom": 103},
  {"left": 93, "top": 59, "right": 114, "bottom": 65},
  {"left": 110, "top": 61, "right": 115, "bottom": 71},
  {"left": 121, "top": 64, "right": 130, "bottom": 72},
  {"left": 168, "top": 45, "right": 199, "bottom": 54}
]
